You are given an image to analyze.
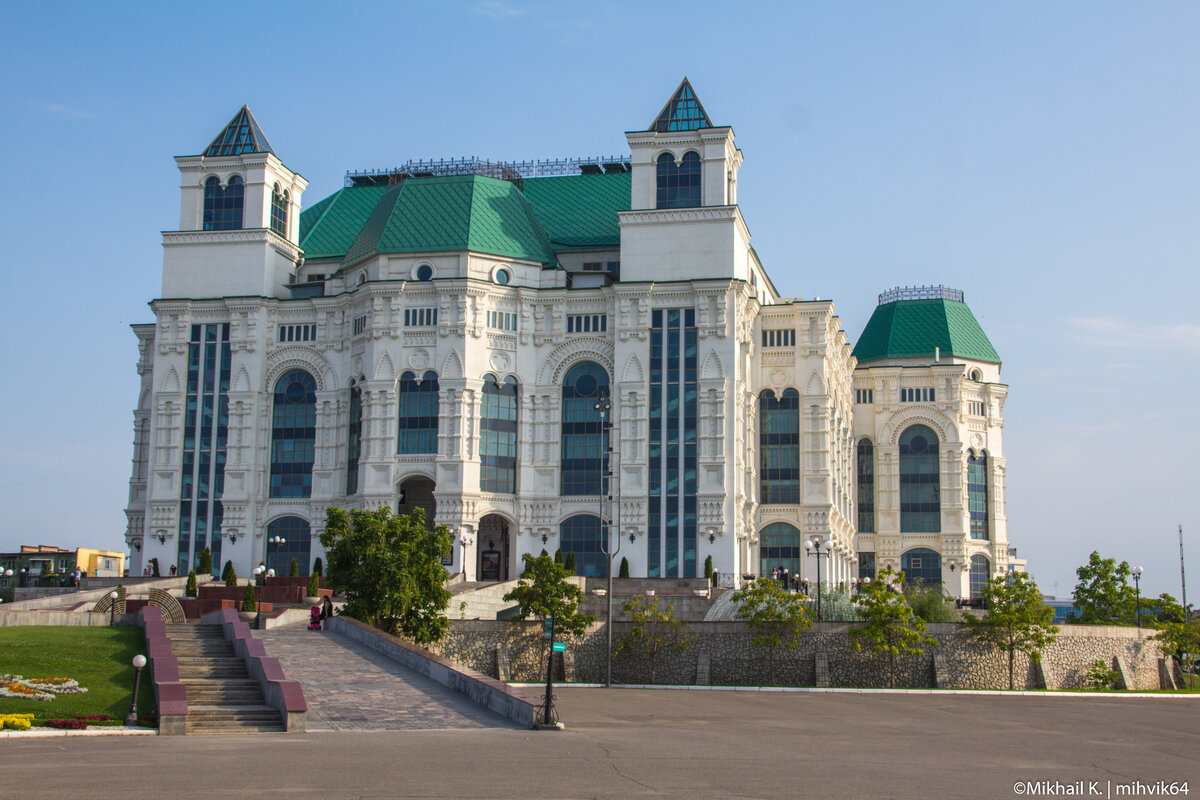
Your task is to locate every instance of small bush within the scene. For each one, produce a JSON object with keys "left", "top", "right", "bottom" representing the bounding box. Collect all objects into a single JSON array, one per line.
[
  {"left": 241, "top": 583, "right": 257, "bottom": 613},
  {"left": 564, "top": 552, "right": 576, "bottom": 574},
  {"left": 704, "top": 555, "right": 713, "bottom": 581},
  {"left": 904, "top": 584, "right": 958, "bottom": 622},
  {"left": 47, "top": 719, "right": 88, "bottom": 730},
  {"left": 224, "top": 563, "right": 238, "bottom": 588},
  {"left": 150, "top": 558, "right": 160, "bottom": 578},
  {"left": 185, "top": 570, "right": 197, "bottom": 598},
  {"left": 312, "top": 558, "right": 323, "bottom": 577},
  {"left": 618, "top": 557, "right": 630, "bottom": 579},
  {"left": 289, "top": 558, "right": 299, "bottom": 577},
  {"left": 1082, "top": 659, "right": 1121, "bottom": 691},
  {"left": 306, "top": 573, "right": 320, "bottom": 598},
  {"left": 0, "top": 714, "right": 34, "bottom": 730},
  {"left": 197, "top": 547, "right": 212, "bottom": 576}
]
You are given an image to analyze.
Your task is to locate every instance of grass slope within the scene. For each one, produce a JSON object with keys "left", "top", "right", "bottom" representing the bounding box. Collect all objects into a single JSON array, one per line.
[{"left": 0, "top": 626, "right": 155, "bottom": 725}]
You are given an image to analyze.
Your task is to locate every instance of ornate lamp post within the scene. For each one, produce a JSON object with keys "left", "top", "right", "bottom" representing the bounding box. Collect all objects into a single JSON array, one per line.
[
  {"left": 593, "top": 396, "right": 620, "bottom": 688},
  {"left": 124, "top": 654, "right": 147, "bottom": 726},
  {"left": 1132, "top": 565, "right": 1144, "bottom": 628},
  {"left": 109, "top": 591, "right": 119, "bottom": 626},
  {"left": 267, "top": 535, "right": 284, "bottom": 574},
  {"left": 805, "top": 538, "right": 834, "bottom": 621},
  {"left": 252, "top": 566, "right": 275, "bottom": 629}
]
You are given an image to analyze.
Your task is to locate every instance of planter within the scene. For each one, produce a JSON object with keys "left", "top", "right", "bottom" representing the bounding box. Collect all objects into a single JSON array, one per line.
[
  {"left": 303, "top": 596, "right": 321, "bottom": 606},
  {"left": 644, "top": 589, "right": 655, "bottom": 596},
  {"left": 591, "top": 588, "right": 607, "bottom": 596},
  {"left": 238, "top": 611, "right": 256, "bottom": 622},
  {"left": 692, "top": 589, "right": 709, "bottom": 597}
]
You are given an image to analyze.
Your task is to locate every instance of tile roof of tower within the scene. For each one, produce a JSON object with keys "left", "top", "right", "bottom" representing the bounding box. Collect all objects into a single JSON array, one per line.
[{"left": 853, "top": 296, "right": 1001, "bottom": 365}]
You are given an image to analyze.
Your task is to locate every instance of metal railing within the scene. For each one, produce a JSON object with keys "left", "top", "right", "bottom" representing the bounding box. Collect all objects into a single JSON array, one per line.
[
  {"left": 346, "top": 155, "right": 632, "bottom": 188},
  {"left": 878, "top": 285, "right": 964, "bottom": 305}
]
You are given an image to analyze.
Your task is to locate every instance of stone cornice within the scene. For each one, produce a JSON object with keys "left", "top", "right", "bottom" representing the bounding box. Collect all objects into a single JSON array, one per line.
[
  {"left": 619, "top": 205, "right": 739, "bottom": 226},
  {"left": 161, "top": 228, "right": 302, "bottom": 260}
]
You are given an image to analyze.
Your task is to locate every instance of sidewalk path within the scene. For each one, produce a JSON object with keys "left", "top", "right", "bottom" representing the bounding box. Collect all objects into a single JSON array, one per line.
[{"left": 256, "top": 627, "right": 517, "bottom": 731}]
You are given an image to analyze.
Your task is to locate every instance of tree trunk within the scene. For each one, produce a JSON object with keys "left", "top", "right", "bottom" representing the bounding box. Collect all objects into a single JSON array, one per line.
[
  {"left": 769, "top": 647, "right": 776, "bottom": 685},
  {"left": 1008, "top": 648, "right": 1015, "bottom": 691}
]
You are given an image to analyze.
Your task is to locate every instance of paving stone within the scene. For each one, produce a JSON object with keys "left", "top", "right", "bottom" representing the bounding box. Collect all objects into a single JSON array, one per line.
[{"left": 256, "top": 628, "right": 513, "bottom": 732}]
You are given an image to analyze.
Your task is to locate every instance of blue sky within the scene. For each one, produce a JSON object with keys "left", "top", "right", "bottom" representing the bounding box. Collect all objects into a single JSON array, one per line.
[{"left": 0, "top": 1, "right": 1196, "bottom": 599}]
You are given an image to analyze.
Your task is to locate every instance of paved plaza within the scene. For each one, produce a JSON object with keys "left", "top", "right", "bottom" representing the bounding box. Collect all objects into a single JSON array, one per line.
[
  {"left": 4, "top": 684, "right": 1196, "bottom": 799},
  {"left": 257, "top": 627, "right": 518, "bottom": 731}
]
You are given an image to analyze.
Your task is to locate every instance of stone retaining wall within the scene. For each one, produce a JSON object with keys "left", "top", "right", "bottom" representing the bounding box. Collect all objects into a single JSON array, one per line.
[{"left": 427, "top": 620, "right": 1163, "bottom": 690}]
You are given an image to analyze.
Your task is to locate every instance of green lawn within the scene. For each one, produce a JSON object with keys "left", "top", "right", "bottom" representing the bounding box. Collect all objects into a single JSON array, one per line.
[{"left": 0, "top": 626, "right": 156, "bottom": 726}]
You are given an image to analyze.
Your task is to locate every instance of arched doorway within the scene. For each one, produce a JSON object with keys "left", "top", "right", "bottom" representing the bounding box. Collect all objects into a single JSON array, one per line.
[
  {"left": 397, "top": 475, "right": 444, "bottom": 564},
  {"left": 477, "top": 514, "right": 512, "bottom": 582}
]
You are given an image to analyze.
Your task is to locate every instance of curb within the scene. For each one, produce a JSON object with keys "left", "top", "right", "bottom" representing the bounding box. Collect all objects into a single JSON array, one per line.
[{"left": 0, "top": 727, "right": 158, "bottom": 738}]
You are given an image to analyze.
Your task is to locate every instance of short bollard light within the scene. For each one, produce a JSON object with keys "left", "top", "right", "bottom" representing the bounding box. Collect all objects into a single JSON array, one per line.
[
  {"left": 125, "top": 654, "right": 147, "bottom": 726},
  {"left": 109, "top": 591, "right": 119, "bottom": 626}
]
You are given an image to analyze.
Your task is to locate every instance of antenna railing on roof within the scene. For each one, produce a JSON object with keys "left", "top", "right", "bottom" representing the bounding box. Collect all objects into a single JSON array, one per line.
[
  {"left": 878, "top": 285, "right": 964, "bottom": 305},
  {"left": 344, "top": 155, "right": 632, "bottom": 187}
]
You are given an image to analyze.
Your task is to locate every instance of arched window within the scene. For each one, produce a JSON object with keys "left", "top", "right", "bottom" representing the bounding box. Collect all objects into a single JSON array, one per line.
[
  {"left": 345, "top": 384, "right": 362, "bottom": 495},
  {"left": 968, "top": 450, "right": 989, "bottom": 540},
  {"left": 857, "top": 439, "right": 875, "bottom": 533},
  {"left": 265, "top": 516, "right": 311, "bottom": 576},
  {"left": 203, "top": 175, "right": 244, "bottom": 231},
  {"left": 759, "top": 522, "right": 802, "bottom": 577},
  {"left": 269, "top": 369, "right": 316, "bottom": 498},
  {"left": 560, "top": 514, "right": 607, "bottom": 577},
  {"left": 397, "top": 371, "right": 439, "bottom": 454},
  {"left": 270, "top": 182, "right": 288, "bottom": 237},
  {"left": 560, "top": 361, "right": 610, "bottom": 496},
  {"left": 481, "top": 374, "right": 518, "bottom": 493},
  {"left": 970, "top": 554, "right": 991, "bottom": 598},
  {"left": 759, "top": 389, "right": 799, "bottom": 504},
  {"left": 655, "top": 151, "right": 701, "bottom": 209},
  {"left": 900, "top": 425, "right": 940, "bottom": 532},
  {"left": 902, "top": 547, "right": 941, "bottom": 585}
]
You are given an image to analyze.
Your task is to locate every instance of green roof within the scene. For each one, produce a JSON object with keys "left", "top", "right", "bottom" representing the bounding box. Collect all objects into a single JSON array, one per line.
[
  {"left": 298, "top": 185, "right": 388, "bottom": 260},
  {"left": 853, "top": 299, "right": 1000, "bottom": 364},
  {"left": 297, "top": 170, "right": 630, "bottom": 265},
  {"left": 521, "top": 172, "right": 630, "bottom": 249},
  {"left": 339, "top": 175, "right": 557, "bottom": 269}
]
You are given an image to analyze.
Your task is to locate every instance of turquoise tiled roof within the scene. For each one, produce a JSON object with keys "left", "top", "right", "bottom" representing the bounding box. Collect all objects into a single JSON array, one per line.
[
  {"left": 853, "top": 299, "right": 1001, "bottom": 364},
  {"left": 340, "top": 175, "right": 557, "bottom": 268},
  {"left": 297, "top": 170, "right": 631, "bottom": 266},
  {"left": 521, "top": 173, "right": 630, "bottom": 249}
]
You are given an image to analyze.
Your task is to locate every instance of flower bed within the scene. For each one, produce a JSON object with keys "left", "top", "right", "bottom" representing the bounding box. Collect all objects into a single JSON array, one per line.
[
  {"left": 0, "top": 714, "right": 34, "bottom": 730},
  {"left": 0, "top": 674, "right": 87, "bottom": 701},
  {"left": 46, "top": 719, "right": 88, "bottom": 730}
]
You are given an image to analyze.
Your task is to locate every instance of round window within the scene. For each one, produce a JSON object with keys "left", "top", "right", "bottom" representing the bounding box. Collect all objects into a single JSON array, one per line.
[
  {"left": 909, "top": 435, "right": 928, "bottom": 453},
  {"left": 284, "top": 380, "right": 307, "bottom": 403},
  {"left": 575, "top": 374, "right": 597, "bottom": 397},
  {"left": 416, "top": 265, "right": 433, "bottom": 281},
  {"left": 495, "top": 269, "right": 510, "bottom": 285}
]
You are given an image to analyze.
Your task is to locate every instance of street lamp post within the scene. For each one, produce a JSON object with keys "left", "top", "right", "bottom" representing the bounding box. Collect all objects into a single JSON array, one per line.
[
  {"left": 1132, "top": 565, "right": 1144, "bottom": 628},
  {"left": 124, "top": 654, "right": 147, "bottom": 726},
  {"left": 109, "top": 591, "right": 119, "bottom": 626},
  {"left": 252, "top": 566, "right": 275, "bottom": 630},
  {"left": 805, "top": 538, "right": 833, "bottom": 621},
  {"left": 267, "top": 535, "right": 284, "bottom": 574},
  {"left": 594, "top": 396, "right": 619, "bottom": 689}
]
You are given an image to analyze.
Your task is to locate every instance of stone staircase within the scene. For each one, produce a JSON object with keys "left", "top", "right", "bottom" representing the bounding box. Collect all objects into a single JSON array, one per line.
[{"left": 166, "top": 623, "right": 285, "bottom": 734}]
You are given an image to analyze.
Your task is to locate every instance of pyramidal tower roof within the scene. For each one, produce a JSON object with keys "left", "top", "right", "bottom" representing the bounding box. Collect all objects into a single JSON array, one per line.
[
  {"left": 853, "top": 286, "right": 1001, "bottom": 365},
  {"left": 649, "top": 78, "right": 714, "bottom": 132},
  {"left": 204, "top": 106, "right": 275, "bottom": 157}
]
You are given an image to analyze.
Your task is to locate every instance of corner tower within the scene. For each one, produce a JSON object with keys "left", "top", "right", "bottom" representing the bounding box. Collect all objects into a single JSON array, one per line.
[
  {"left": 163, "top": 106, "right": 308, "bottom": 299},
  {"left": 619, "top": 79, "right": 751, "bottom": 283}
]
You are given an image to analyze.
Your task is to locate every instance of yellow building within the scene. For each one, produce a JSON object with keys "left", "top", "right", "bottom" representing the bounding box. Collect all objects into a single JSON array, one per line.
[{"left": 75, "top": 548, "right": 124, "bottom": 577}]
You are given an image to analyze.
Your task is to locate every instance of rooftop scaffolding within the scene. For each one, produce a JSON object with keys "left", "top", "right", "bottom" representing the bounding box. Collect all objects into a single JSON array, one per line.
[{"left": 346, "top": 155, "right": 632, "bottom": 188}]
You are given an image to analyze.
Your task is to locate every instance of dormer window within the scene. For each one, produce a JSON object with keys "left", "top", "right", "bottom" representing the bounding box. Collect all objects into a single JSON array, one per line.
[
  {"left": 270, "top": 182, "right": 288, "bottom": 237},
  {"left": 203, "top": 175, "right": 243, "bottom": 231},
  {"left": 656, "top": 151, "right": 701, "bottom": 209}
]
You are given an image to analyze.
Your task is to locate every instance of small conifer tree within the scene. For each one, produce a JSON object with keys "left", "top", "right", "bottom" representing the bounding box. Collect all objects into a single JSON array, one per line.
[
  {"left": 241, "top": 582, "right": 257, "bottom": 613},
  {"left": 619, "top": 557, "right": 630, "bottom": 579},
  {"left": 185, "top": 570, "right": 198, "bottom": 598}
]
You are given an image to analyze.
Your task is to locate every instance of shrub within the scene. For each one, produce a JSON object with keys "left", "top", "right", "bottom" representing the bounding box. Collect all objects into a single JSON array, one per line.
[
  {"left": 618, "top": 557, "right": 630, "bottom": 579},
  {"left": 554, "top": 549, "right": 563, "bottom": 565},
  {"left": 289, "top": 558, "right": 299, "bottom": 577},
  {"left": 1081, "top": 659, "right": 1121, "bottom": 691},
  {"left": 221, "top": 560, "right": 232, "bottom": 585},
  {"left": 564, "top": 551, "right": 576, "bottom": 575},
  {"left": 185, "top": 570, "right": 197, "bottom": 598},
  {"left": 225, "top": 564, "right": 238, "bottom": 588},
  {"left": 47, "top": 719, "right": 88, "bottom": 729},
  {"left": 197, "top": 547, "right": 212, "bottom": 576},
  {"left": 306, "top": 573, "right": 320, "bottom": 598},
  {"left": 704, "top": 555, "right": 713, "bottom": 581},
  {"left": 0, "top": 714, "right": 34, "bottom": 730},
  {"left": 312, "top": 558, "right": 323, "bottom": 577},
  {"left": 241, "top": 583, "right": 257, "bottom": 613},
  {"left": 903, "top": 584, "right": 958, "bottom": 623},
  {"left": 150, "top": 558, "right": 160, "bottom": 577}
]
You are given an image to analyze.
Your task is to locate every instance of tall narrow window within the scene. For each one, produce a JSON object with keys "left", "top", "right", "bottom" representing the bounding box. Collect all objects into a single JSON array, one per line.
[
  {"left": 269, "top": 369, "right": 316, "bottom": 498},
  {"left": 270, "top": 182, "right": 288, "bottom": 237},
  {"left": 179, "top": 323, "right": 230, "bottom": 575},
  {"left": 345, "top": 384, "right": 362, "bottom": 495},
  {"left": 970, "top": 554, "right": 991, "bottom": 597},
  {"left": 857, "top": 439, "right": 875, "bottom": 533},
  {"left": 968, "top": 450, "right": 989, "bottom": 540},
  {"left": 560, "top": 514, "right": 607, "bottom": 578},
  {"left": 758, "top": 522, "right": 801, "bottom": 577},
  {"left": 759, "top": 389, "right": 800, "bottom": 504},
  {"left": 480, "top": 375, "right": 518, "bottom": 493},
  {"left": 560, "top": 361, "right": 610, "bottom": 496},
  {"left": 203, "top": 176, "right": 244, "bottom": 231},
  {"left": 899, "top": 425, "right": 940, "bottom": 532},
  {"left": 396, "top": 371, "right": 439, "bottom": 454},
  {"left": 655, "top": 151, "right": 701, "bottom": 209}
]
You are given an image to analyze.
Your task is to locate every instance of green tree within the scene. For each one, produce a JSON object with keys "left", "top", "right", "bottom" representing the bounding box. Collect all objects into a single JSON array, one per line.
[
  {"left": 564, "top": 551, "right": 576, "bottom": 575},
  {"left": 221, "top": 560, "right": 233, "bottom": 585},
  {"left": 197, "top": 548, "right": 212, "bottom": 576},
  {"left": 554, "top": 548, "right": 563, "bottom": 565},
  {"left": 704, "top": 555, "right": 713, "bottom": 581},
  {"left": 731, "top": 577, "right": 813, "bottom": 685},
  {"left": 850, "top": 568, "right": 937, "bottom": 688},
  {"left": 306, "top": 572, "right": 321, "bottom": 598},
  {"left": 1071, "top": 551, "right": 1136, "bottom": 625},
  {"left": 618, "top": 557, "right": 630, "bottom": 579},
  {"left": 150, "top": 558, "right": 160, "bottom": 577},
  {"left": 963, "top": 572, "right": 1059, "bottom": 690},
  {"left": 903, "top": 583, "right": 958, "bottom": 623},
  {"left": 312, "top": 557, "right": 323, "bottom": 577},
  {"left": 185, "top": 570, "right": 198, "bottom": 598},
  {"left": 503, "top": 553, "right": 594, "bottom": 639},
  {"left": 241, "top": 582, "right": 256, "bottom": 613},
  {"left": 224, "top": 562, "right": 238, "bottom": 588},
  {"left": 319, "top": 506, "right": 453, "bottom": 645},
  {"left": 613, "top": 595, "right": 694, "bottom": 684},
  {"left": 289, "top": 557, "right": 299, "bottom": 577}
]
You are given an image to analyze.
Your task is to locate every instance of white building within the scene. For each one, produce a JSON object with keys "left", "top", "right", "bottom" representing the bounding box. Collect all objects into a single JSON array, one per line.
[{"left": 124, "top": 81, "right": 1019, "bottom": 597}]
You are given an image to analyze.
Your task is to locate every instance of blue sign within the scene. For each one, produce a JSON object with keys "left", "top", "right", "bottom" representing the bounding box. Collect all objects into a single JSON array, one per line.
[{"left": 552, "top": 642, "right": 565, "bottom": 652}]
